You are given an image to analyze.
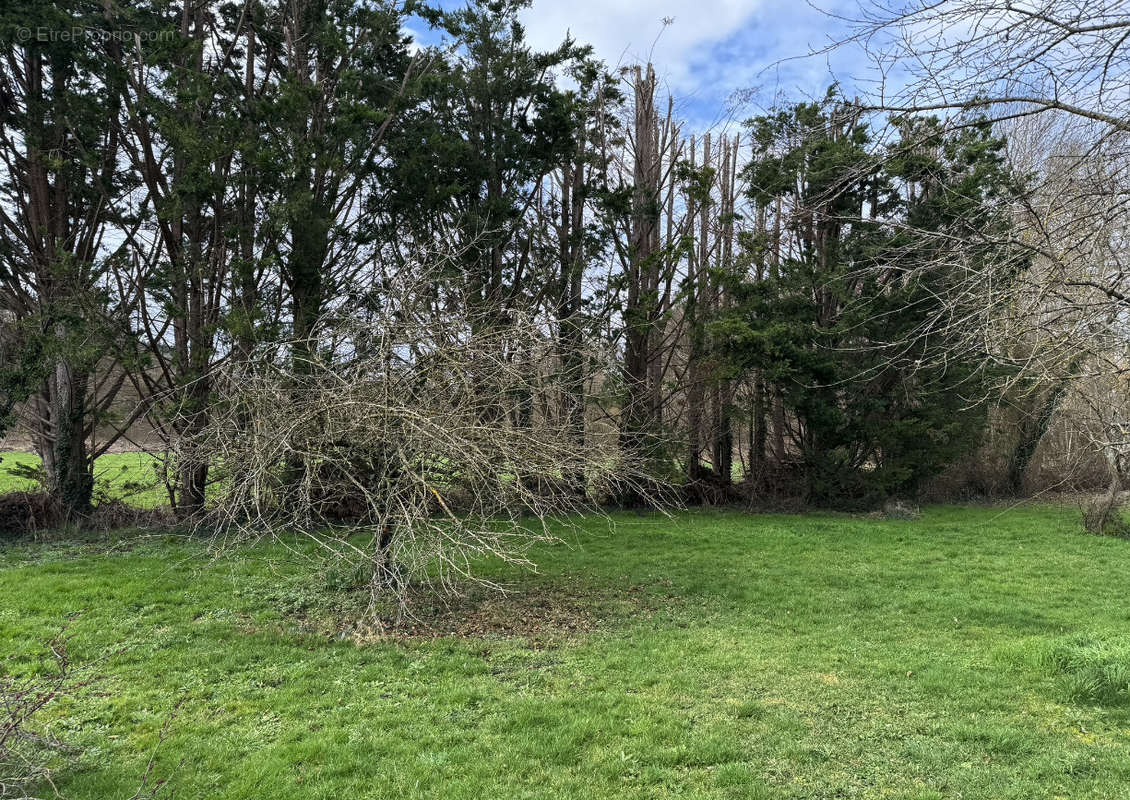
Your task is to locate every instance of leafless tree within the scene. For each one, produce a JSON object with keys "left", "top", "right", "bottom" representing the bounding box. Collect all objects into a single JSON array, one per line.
[
  {"left": 185, "top": 253, "right": 656, "bottom": 615},
  {"left": 836, "top": 0, "right": 1130, "bottom": 131}
]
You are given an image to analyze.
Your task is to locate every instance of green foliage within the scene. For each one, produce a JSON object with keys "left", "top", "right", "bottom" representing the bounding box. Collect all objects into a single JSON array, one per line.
[
  {"left": 377, "top": 0, "right": 586, "bottom": 309},
  {"left": 0, "top": 0, "right": 151, "bottom": 514},
  {"left": 0, "top": 321, "right": 47, "bottom": 440},
  {"left": 721, "top": 95, "right": 1022, "bottom": 507}
]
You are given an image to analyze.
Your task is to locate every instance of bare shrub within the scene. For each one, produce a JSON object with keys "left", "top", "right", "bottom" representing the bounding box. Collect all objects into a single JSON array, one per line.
[
  {"left": 1053, "top": 372, "right": 1130, "bottom": 535},
  {"left": 882, "top": 499, "right": 921, "bottom": 521},
  {"left": 186, "top": 290, "right": 658, "bottom": 614},
  {"left": 1081, "top": 493, "right": 1129, "bottom": 537},
  {"left": 0, "top": 625, "right": 87, "bottom": 798},
  {"left": 0, "top": 493, "right": 170, "bottom": 539},
  {"left": 1080, "top": 463, "right": 1130, "bottom": 538},
  {"left": 0, "top": 493, "right": 61, "bottom": 539}
]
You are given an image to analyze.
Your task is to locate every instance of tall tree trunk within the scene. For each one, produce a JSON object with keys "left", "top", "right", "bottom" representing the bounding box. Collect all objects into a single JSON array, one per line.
[
  {"left": 288, "top": 205, "right": 329, "bottom": 370},
  {"left": 750, "top": 375, "right": 767, "bottom": 479},
  {"left": 685, "top": 134, "right": 707, "bottom": 481},
  {"left": 619, "top": 65, "right": 661, "bottom": 500},
  {"left": 770, "top": 198, "right": 787, "bottom": 463},
  {"left": 234, "top": 24, "right": 260, "bottom": 364},
  {"left": 284, "top": 0, "right": 330, "bottom": 374},
  {"left": 51, "top": 362, "right": 93, "bottom": 518},
  {"left": 709, "top": 136, "right": 738, "bottom": 487},
  {"left": 557, "top": 149, "right": 588, "bottom": 494},
  {"left": 747, "top": 201, "right": 769, "bottom": 482}
]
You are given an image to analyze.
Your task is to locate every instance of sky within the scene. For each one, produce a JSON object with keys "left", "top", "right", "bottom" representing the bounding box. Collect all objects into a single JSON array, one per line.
[{"left": 408, "top": 0, "right": 881, "bottom": 132}]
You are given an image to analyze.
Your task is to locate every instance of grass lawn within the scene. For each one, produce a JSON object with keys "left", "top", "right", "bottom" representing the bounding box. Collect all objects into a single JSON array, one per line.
[{"left": 2, "top": 506, "right": 1129, "bottom": 798}]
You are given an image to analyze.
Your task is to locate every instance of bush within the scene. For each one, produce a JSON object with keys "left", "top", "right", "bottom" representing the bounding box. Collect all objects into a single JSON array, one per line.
[
  {"left": 0, "top": 492, "right": 170, "bottom": 539},
  {"left": 0, "top": 493, "right": 61, "bottom": 539},
  {"left": 1080, "top": 489, "right": 1130, "bottom": 538},
  {"left": 189, "top": 308, "right": 654, "bottom": 614},
  {"left": 882, "top": 499, "right": 921, "bottom": 520}
]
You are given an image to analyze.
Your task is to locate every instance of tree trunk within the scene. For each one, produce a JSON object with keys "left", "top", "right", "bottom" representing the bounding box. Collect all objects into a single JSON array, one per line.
[
  {"left": 619, "top": 65, "right": 661, "bottom": 501},
  {"left": 50, "top": 362, "right": 93, "bottom": 518},
  {"left": 770, "top": 199, "right": 787, "bottom": 463},
  {"left": 750, "top": 372, "right": 767, "bottom": 479},
  {"left": 557, "top": 151, "right": 588, "bottom": 495},
  {"left": 1004, "top": 375, "right": 1073, "bottom": 495},
  {"left": 709, "top": 136, "right": 738, "bottom": 488},
  {"left": 684, "top": 135, "right": 706, "bottom": 480}
]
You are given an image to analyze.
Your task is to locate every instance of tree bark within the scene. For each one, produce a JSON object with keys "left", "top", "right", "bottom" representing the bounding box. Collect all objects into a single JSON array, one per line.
[{"left": 619, "top": 65, "right": 661, "bottom": 500}]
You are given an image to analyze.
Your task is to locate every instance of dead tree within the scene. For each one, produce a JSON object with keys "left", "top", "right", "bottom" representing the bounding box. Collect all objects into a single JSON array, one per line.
[
  {"left": 620, "top": 65, "right": 662, "bottom": 473},
  {"left": 190, "top": 265, "right": 652, "bottom": 614},
  {"left": 616, "top": 64, "right": 685, "bottom": 495}
]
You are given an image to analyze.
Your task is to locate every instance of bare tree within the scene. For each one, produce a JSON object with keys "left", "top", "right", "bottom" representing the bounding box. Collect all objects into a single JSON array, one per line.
[
  {"left": 837, "top": 0, "right": 1130, "bottom": 132},
  {"left": 186, "top": 253, "right": 653, "bottom": 615},
  {"left": 684, "top": 132, "right": 742, "bottom": 489},
  {"left": 617, "top": 65, "right": 671, "bottom": 485}
]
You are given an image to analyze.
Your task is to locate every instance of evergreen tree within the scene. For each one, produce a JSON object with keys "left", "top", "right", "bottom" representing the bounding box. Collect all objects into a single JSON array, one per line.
[
  {"left": 0, "top": 0, "right": 141, "bottom": 516},
  {"left": 259, "top": 0, "right": 413, "bottom": 365},
  {"left": 719, "top": 96, "right": 1020, "bottom": 506},
  {"left": 378, "top": 0, "right": 583, "bottom": 329}
]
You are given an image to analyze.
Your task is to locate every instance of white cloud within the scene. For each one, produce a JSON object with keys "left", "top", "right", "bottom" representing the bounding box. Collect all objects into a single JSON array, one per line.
[
  {"left": 519, "top": 0, "right": 762, "bottom": 88},
  {"left": 518, "top": 0, "right": 878, "bottom": 128}
]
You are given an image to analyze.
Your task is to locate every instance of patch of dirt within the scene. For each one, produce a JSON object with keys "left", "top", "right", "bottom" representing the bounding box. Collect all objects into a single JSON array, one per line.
[{"left": 287, "top": 578, "right": 676, "bottom": 646}]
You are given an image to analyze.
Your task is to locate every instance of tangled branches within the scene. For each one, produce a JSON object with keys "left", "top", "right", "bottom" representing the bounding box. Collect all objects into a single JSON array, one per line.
[
  {"left": 0, "top": 626, "right": 88, "bottom": 799},
  {"left": 187, "top": 301, "right": 651, "bottom": 612}
]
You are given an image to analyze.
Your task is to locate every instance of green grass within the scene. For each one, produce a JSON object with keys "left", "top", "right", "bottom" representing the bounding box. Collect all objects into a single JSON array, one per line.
[
  {"left": 0, "top": 451, "right": 166, "bottom": 508},
  {"left": 2, "top": 506, "right": 1130, "bottom": 798},
  {"left": 1040, "top": 634, "right": 1130, "bottom": 705}
]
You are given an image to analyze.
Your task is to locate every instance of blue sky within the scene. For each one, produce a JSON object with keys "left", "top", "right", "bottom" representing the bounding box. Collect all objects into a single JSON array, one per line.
[{"left": 407, "top": 0, "right": 880, "bottom": 131}]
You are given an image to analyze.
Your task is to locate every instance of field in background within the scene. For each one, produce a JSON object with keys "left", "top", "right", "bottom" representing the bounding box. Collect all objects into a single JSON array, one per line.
[
  {"left": 0, "top": 451, "right": 166, "bottom": 508},
  {"left": 1, "top": 507, "right": 1128, "bottom": 798}
]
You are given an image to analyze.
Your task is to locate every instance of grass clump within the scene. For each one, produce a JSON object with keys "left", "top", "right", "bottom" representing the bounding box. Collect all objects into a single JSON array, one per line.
[{"left": 1041, "top": 634, "right": 1130, "bottom": 705}]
